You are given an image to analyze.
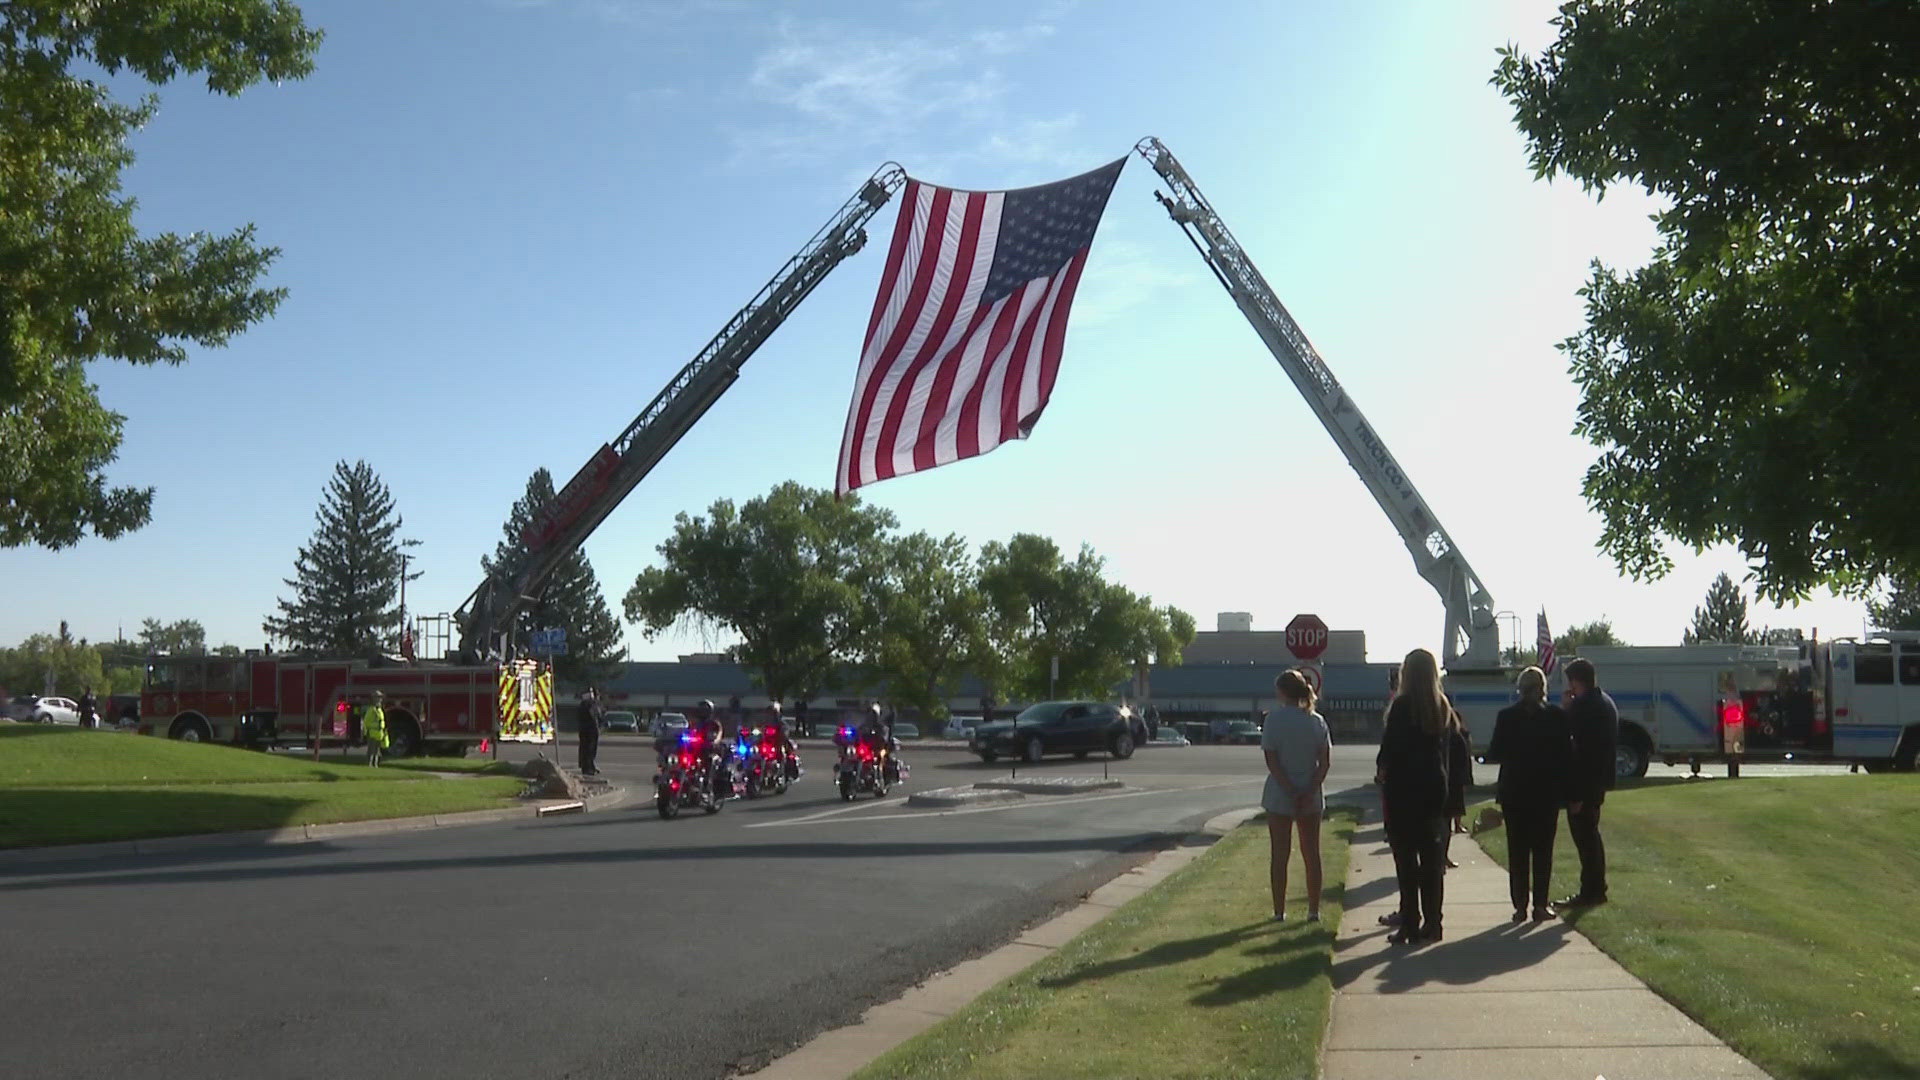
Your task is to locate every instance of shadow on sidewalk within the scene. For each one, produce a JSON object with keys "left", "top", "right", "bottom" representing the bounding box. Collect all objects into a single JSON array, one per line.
[{"left": 1331, "top": 921, "right": 1575, "bottom": 993}]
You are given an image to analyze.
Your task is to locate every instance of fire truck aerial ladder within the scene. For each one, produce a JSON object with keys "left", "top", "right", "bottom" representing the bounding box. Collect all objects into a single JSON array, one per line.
[
  {"left": 1134, "top": 137, "right": 1502, "bottom": 670},
  {"left": 454, "top": 163, "right": 908, "bottom": 659}
]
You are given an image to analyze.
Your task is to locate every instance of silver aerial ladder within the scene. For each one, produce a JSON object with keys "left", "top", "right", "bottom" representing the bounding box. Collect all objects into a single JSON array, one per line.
[
  {"left": 454, "top": 163, "right": 907, "bottom": 659},
  {"left": 1135, "top": 137, "right": 1501, "bottom": 670}
]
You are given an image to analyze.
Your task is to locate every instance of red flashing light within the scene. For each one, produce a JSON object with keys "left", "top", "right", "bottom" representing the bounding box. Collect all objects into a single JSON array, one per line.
[{"left": 1721, "top": 701, "right": 1745, "bottom": 727}]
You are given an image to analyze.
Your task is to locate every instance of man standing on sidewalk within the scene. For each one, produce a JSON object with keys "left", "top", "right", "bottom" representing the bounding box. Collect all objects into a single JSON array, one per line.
[
  {"left": 1558, "top": 657, "right": 1618, "bottom": 908},
  {"left": 577, "top": 686, "right": 603, "bottom": 777}
]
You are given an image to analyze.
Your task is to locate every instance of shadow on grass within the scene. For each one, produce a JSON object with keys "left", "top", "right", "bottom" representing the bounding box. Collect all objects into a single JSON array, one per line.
[
  {"left": 1036, "top": 921, "right": 1272, "bottom": 990},
  {"left": 1801, "top": 1041, "right": 1920, "bottom": 1080},
  {"left": 1191, "top": 939, "right": 1330, "bottom": 1007},
  {"left": 0, "top": 787, "right": 316, "bottom": 849}
]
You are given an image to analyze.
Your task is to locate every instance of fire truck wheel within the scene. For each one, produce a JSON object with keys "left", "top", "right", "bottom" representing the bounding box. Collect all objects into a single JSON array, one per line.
[
  {"left": 1614, "top": 736, "right": 1650, "bottom": 781},
  {"left": 384, "top": 716, "right": 421, "bottom": 759},
  {"left": 169, "top": 717, "right": 212, "bottom": 743}
]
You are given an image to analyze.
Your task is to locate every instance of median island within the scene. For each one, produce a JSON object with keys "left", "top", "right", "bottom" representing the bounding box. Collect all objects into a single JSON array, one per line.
[
  {"left": 0, "top": 726, "right": 526, "bottom": 849},
  {"left": 856, "top": 810, "right": 1359, "bottom": 1080}
]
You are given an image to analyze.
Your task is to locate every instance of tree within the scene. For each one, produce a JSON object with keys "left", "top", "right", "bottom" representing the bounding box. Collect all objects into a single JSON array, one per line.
[
  {"left": 1684, "top": 573, "right": 1758, "bottom": 645},
  {"left": 137, "top": 618, "right": 206, "bottom": 656},
  {"left": 263, "top": 460, "right": 409, "bottom": 655},
  {"left": 1, "top": 2, "right": 322, "bottom": 549},
  {"left": 976, "top": 534, "right": 1195, "bottom": 702},
  {"left": 1869, "top": 577, "right": 1920, "bottom": 633},
  {"left": 0, "top": 633, "right": 104, "bottom": 698},
  {"left": 867, "top": 531, "right": 985, "bottom": 721},
  {"left": 1494, "top": 1, "right": 1920, "bottom": 602},
  {"left": 481, "top": 469, "right": 626, "bottom": 685},
  {"left": 624, "top": 482, "right": 896, "bottom": 705}
]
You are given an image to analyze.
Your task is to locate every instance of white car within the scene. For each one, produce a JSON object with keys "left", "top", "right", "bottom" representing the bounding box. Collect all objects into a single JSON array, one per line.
[
  {"left": 14, "top": 695, "right": 81, "bottom": 725},
  {"left": 941, "top": 714, "right": 984, "bottom": 740},
  {"left": 1151, "top": 727, "right": 1191, "bottom": 747},
  {"left": 651, "top": 712, "right": 689, "bottom": 738}
]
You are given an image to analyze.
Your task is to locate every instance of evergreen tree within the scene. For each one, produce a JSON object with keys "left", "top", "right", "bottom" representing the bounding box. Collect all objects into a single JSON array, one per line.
[
  {"left": 263, "top": 461, "right": 409, "bottom": 655},
  {"left": 481, "top": 469, "right": 625, "bottom": 685},
  {"left": 1684, "top": 573, "right": 1758, "bottom": 645},
  {"left": 1869, "top": 576, "right": 1920, "bottom": 633}
]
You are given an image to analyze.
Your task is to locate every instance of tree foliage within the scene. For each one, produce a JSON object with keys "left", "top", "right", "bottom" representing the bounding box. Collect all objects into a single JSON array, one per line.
[
  {"left": 1494, "top": 0, "right": 1920, "bottom": 601},
  {"left": 1684, "top": 572, "right": 1757, "bottom": 645},
  {"left": 0, "top": 633, "right": 104, "bottom": 698},
  {"left": 481, "top": 469, "right": 626, "bottom": 685},
  {"left": 0, "top": 1, "right": 322, "bottom": 548},
  {"left": 976, "top": 534, "right": 1195, "bottom": 702},
  {"left": 138, "top": 618, "right": 206, "bottom": 656},
  {"left": 867, "top": 531, "right": 984, "bottom": 721},
  {"left": 263, "top": 461, "right": 409, "bottom": 655},
  {"left": 624, "top": 482, "right": 896, "bottom": 705},
  {"left": 1868, "top": 577, "right": 1920, "bottom": 633}
]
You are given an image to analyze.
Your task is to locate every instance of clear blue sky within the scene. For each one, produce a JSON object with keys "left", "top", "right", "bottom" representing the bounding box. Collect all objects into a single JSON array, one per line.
[{"left": 0, "top": 0, "right": 1872, "bottom": 660}]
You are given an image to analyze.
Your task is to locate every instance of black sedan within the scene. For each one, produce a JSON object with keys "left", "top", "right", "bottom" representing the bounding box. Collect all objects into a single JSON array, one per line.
[{"left": 971, "top": 701, "right": 1137, "bottom": 764}]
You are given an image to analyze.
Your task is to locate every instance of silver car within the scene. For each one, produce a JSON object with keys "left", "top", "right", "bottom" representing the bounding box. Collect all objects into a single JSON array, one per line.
[{"left": 12, "top": 695, "right": 81, "bottom": 725}]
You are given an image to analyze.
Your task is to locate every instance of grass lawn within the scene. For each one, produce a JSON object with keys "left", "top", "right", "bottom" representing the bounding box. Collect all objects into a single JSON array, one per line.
[
  {"left": 856, "top": 810, "right": 1359, "bottom": 1080},
  {"left": 0, "top": 777, "right": 527, "bottom": 848},
  {"left": 0, "top": 725, "right": 424, "bottom": 785},
  {"left": 1475, "top": 775, "right": 1920, "bottom": 1080}
]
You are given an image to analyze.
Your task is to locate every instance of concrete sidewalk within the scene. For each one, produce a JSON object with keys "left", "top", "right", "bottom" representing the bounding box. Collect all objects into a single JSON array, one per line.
[{"left": 1324, "top": 815, "right": 1770, "bottom": 1080}]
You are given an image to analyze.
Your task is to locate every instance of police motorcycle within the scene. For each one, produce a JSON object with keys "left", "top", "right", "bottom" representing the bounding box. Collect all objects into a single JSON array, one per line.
[
  {"left": 734, "top": 716, "right": 799, "bottom": 799},
  {"left": 654, "top": 700, "right": 739, "bottom": 819},
  {"left": 835, "top": 706, "right": 909, "bottom": 801}
]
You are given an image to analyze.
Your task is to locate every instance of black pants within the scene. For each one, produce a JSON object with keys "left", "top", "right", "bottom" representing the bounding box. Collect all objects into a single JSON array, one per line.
[
  {"left": 1387, "top": 816, "right": 1447, "bottom": 933},
  {"left": 1568, "top": 796, "right": 1607, "bottom": 898},
  {"left": 1503, "top": 803, "right": 1558, "bottom": 910},
  {"left": 578, "top": 729, "right": 599, "bottom": 774}
]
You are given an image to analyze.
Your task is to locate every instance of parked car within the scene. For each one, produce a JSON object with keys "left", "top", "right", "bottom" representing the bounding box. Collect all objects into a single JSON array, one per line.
[
  {"left": 1224, "top": 720, "right": 1262, "bottom": 745},
  {"left": 11, "top": 695, "right": 80, "bottom": 725},
  {"left": 602, "top": 710, "right": 639, "bottom": 733},
  {"left": 971, "top": 701, "right": 1138, "bottom": 764},
  {"left": 651, "top": 711, "right": 689, "bottom": 738},
  {"left": 941, "top": 714, "right": 984, "bottom": 740},
  {"left": 893, "top": 721, "right": 920, "bottom": 740},
  {"left": 1151, "top": 727, "right": 1190, "bottom": 747}
]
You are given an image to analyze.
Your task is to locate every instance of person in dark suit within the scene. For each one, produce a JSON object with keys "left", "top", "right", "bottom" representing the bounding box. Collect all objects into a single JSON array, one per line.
[
  {"left": 1376, "top": 648, "right": 1454, "bottom": 943},
  {"left": 577, "top": 686, "right": 603, "bottom": 776},
  {"left": 1485, "top": 666, "right": 1576, "bottom": 921},
  {"left": 1559, "top": 657, "right": 1619, "bottom": 907}
]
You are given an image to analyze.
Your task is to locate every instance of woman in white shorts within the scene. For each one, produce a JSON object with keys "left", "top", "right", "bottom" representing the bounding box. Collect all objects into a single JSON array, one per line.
[{"left": 1262, "top": 669, "right": 1332, "bottom": 922}]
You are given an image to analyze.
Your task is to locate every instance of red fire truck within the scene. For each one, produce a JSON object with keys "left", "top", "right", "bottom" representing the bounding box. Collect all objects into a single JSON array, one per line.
[{"left": 137, "top": 654, "right": 552, "bottom": 758}]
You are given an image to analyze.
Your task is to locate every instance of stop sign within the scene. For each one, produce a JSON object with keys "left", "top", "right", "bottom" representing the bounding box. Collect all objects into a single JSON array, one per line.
[{"left": 1285, "top": 614, "right": 1329, "bottom": 661}]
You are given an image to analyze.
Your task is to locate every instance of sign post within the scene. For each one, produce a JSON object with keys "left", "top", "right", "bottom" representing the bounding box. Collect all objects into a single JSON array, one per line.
[{"left": 1285, "top": 614, "right": 1329, "bottom": 663}]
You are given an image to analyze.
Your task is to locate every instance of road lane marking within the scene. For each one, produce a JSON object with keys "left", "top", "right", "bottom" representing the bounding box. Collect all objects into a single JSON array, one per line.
[{"left": 743, "top": 778, "right": 1261, "bottom": 828}]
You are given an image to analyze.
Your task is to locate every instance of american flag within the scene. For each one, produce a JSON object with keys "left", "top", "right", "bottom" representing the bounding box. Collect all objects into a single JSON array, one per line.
[
  {"left": 1537, "top": 609, "right": 1556, "bottom": 676},
  {"left": 836, "top": 159, "right": 1126, "bottom": 496}
]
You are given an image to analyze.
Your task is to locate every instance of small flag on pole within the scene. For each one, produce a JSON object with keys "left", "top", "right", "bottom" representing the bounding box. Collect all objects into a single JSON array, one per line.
[
  {"left": 836, "top": 158, "right": 1126, "bottom": 496},
  {"left": 1537, "top": 610, "right": 1556, "bottom": 676}
]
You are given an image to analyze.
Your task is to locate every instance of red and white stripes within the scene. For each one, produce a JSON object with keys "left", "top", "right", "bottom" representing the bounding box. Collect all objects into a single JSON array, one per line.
[{"left": 835, "top": 180, "right": 1091, "bottom": 496}]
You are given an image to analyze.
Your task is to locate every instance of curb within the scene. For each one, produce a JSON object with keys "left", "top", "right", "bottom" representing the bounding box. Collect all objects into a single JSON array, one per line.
[
  {"left": 0, "top": 785, "right": 629, "bottom": 869},
  {"left": 744, "top": 806, "right": 1263, "bottom": 1079},
  {"left": 973, "top": 777, "right": 1125, "bottom": 796},
  {"left": 904, "top": 786, "right": 1025, "bottom": 809}
]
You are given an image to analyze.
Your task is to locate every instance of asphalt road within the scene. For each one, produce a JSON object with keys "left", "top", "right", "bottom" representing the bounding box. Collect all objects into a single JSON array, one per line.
[{"left": 2, "top": 738, "right": 1343, "bottom": 1080}]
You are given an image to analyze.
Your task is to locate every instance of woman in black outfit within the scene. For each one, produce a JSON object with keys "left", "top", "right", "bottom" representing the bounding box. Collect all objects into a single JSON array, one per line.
[
  {"left": 1483, "top": 665, "right": 1576, "bottom": 922},
  {"left": 1376, "top": 648, "right": 1454, "bottom": 943}
]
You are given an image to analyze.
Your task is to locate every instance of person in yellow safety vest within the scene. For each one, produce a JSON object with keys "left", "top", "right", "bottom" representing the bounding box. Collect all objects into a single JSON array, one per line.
[{"left": 363, "top": 691, "right": 389, "bottom": 767}]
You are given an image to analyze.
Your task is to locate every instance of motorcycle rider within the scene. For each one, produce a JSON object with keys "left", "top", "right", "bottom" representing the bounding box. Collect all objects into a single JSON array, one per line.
[
  {"left": 760, "top": 702, "right": 800, "bottom": 779},
  {"left": 855, "top": 703, "right": 901, "bottom": 783},
  {"left": 690, "top": 699, "right": 734, "bottom": 797}
]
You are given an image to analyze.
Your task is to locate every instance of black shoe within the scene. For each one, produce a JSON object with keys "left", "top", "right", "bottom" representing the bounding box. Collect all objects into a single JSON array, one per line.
[
  {"left": 1387, "top": 928, "right": 1421, "bottom": 945},
  {"left": 1532, "top": 906, "right": 1554, "bottom": 922},
  {"left": 1419, "top": 925, "right": 1444, "bottom": 942},
  {"left": 1512, "top": 908, "right": 1527, "bottom": 923},
  {"left": 1554, "top": 893, "right": 1604, "bottom": 909}
]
